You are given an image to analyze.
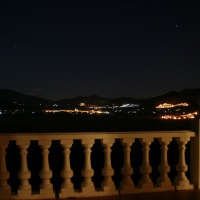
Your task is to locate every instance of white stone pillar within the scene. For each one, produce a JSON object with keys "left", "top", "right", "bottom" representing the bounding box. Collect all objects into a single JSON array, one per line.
[
  {"left": 16, "top": 141, "right": 31, "bottom": 196},
  {"left": 0, "top": 141, "right": 10, "bottom": 197},
  {"left": 190, "top": 119, "right": 200, "bottom": 189},
  {"left": 81, "top": 139, "right": 95, "bottom": 192},
  {"left": 174, "top": 137, "right": 194, "bottom": 190},
  {"left": 60, "top": 140, "right": 74, "bottom": 197},
  {"left": 139, "top": 138, "right": 154, "bottom": 189},
  {"left": 60, "top": 141, "right": 73, "bottom": 187},
  {"left": 156, "top": 137, "right": 173, "bottom": 190},
  {"left": 120, "top": 138, "right": 135, "bottom": 194},
  {"left": 101, "top": 138, "right": 117, "bottom": 193},
  {"left": 39, "top": 140, "right": 53, "bottom": 195}
]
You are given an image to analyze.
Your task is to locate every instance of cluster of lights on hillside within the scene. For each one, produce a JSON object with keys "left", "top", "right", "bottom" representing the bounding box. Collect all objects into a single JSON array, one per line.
[
  {"left": 120, "top": 104, "right": 139, "bottom": 108},
  {"left": 44, "top": 109, "right": 109, "bottom": 115},
  {"left": 43, "top": 103, "right": 141, "bottom": 115},
  {"left": 161, "top": 112, "right": 198, "bottom": 120},
  {"left": 2, "top": 100, "right": 197, "bottom": 120},
  {"left": 156, "top": 102, "right": 198, "bottom": 120},
  {"left": 156, "top": 103, "right": 189, "bottom": 109},
  {"left": 42, "top": 101, "right": 199, "bottom": 120}
]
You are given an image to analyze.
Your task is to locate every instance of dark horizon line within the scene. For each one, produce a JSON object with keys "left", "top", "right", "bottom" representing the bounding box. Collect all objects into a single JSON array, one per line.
[{"left": 1, "top": 87, "right": 200, "bottom": 102}]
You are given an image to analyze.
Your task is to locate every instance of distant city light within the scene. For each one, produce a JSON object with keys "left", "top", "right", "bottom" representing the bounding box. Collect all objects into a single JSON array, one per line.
[
  {"left": 43, "top": 108, "right": 107, "bottom": 115},
  {"left": 79, "top": 103, "right": 85, "bottom": 106},
  {"left": 156, "top": 103, "right": 189, "bottom": 109},
  {"left": 161, "top": 112, "right": 197, "bottom": 120},
  {"left": 120, "top": 104, "right": 139, "bottom": 108}
]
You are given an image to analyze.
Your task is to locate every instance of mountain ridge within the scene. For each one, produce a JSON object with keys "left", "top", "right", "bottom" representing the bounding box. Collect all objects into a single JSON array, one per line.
[{"left": 1, "top": 88, "right": 200, "bottom": 107}]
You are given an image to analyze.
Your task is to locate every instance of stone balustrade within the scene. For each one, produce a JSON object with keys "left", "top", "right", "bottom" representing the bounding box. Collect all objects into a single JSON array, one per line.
[{"left": 0, "top": 129, "right": 199, "bottom": 199}]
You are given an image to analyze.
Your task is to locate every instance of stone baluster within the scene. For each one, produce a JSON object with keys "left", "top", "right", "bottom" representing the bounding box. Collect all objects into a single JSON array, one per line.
[
  {"left": 190, "top": 119, "right": 200, "bottom": 189},
  {"left": 120, "top": 138, "right": 135, "bottom": 193},
  {"left": 101, "top": 139, "right": 116, "bottom": 192},
  {"left": 61, "top": 140, "right": 73, "bottom": 188},
  {"left": 139, "top": 138, "right": 153, "bottom": 189},
  {"left": 0, "top": 141, "right": 10, "bottom": 196},
  {"left": 156, "top": 137, "right": 173, "bottom": 190},
  {"left": 81, "top": 139, "right": 95, "bottom": 192},
  {"left": 17, "top": 141, "right": 31, "bottom": 196},
  {"left": 39, "top": 141, "right": 53, "bottom": 195},
  {"left": 60, "top": 140, "right": 74, "bottom": 197},
  {"left": 174, "top": 137, "right": 194, "bottom": 189}
]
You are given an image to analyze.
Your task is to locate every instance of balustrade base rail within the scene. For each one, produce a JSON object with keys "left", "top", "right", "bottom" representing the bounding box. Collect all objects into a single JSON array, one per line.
[{"left": 0, "top": 130, "right": 198, "bottom": 199}]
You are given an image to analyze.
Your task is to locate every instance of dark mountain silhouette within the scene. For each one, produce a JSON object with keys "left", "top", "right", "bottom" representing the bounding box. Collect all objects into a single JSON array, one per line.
[
  {"left": 147, "top": 88, "right": 200, "bottom": 109},
  {"left": 0, "top": 88, "right": 200, "bottom": 108},
  {"left": 57, "top": 95, "right": 110, "bottom": 106},
  {"left": 0, "top": 89, "right": 52, "bottom": 105},
  {"left": 110, "top": 97, "right": 141, "bottom": 105}
]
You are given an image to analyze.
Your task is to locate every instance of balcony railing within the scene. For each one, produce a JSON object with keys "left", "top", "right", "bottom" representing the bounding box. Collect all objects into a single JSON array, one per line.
[{"left": 0, "top": 122, "right": 200, "bottom": 199}]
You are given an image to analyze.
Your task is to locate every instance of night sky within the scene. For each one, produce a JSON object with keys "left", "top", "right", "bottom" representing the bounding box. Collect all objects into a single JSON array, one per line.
[{"left": 0, "top": 1, "right": 200, "bottom": 100}]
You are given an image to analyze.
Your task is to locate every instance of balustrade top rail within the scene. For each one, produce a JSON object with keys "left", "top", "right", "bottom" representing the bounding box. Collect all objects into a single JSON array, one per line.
[
  {"left": 0, "top": 130, "right": 195, "bottom": 141},
  {"left": 0, "top": 129, "right": 199, "bottom": 200}
]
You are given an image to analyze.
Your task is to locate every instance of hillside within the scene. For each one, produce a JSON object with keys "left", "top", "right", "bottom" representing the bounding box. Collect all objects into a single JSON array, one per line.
[
  {"left": 0, "top": 88, "right": 200, "bottom": 109},
  {"left": 0, "top": 89, "right": 52, "bottom": 105},
  {"left": 147, "top": 88, "right": 200, "bottom": 109}
]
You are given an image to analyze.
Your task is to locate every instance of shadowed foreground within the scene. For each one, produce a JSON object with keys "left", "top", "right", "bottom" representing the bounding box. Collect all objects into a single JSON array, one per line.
[{"left": 80, "top": 190, "right": 200, "bottom": 200}]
